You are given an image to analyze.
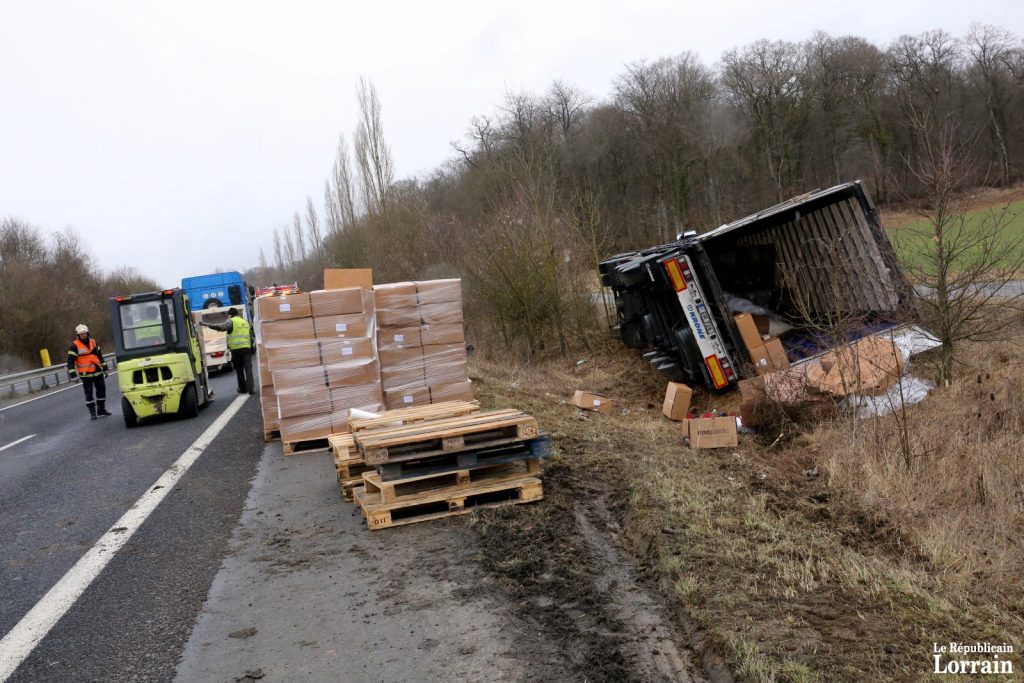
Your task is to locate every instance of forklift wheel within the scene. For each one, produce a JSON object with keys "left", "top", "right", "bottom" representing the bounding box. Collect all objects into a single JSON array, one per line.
[
  {"left": 122, "top": 397, "right": 138, "bottom": 428},
  {"left": 180, "top": 385, "right": 200, "bottom": 419}
]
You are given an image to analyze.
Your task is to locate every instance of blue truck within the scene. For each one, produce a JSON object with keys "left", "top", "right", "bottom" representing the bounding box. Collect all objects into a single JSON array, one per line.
[{"left": 180, "top": 271, "right": 253, "bottom": 313}]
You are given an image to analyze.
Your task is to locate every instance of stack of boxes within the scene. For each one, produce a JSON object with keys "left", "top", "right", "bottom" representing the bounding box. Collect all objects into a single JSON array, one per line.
[
  {"left": 257, "top": 289, "right": 382, "bottom": 447},
  {"left": 374, "top": 279, "right": 474, "bottom": 410},
  {"left": 733, "top": 312, "right": 790, "bottom": 376}
]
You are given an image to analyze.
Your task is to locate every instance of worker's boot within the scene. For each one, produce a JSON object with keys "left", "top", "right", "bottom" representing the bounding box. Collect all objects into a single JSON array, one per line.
[
  {"left": 87, "top": 403, "right": 97, "bottom": 420},
  {"left": 97, "top": 399, "right": 112, "bottom": 417}
]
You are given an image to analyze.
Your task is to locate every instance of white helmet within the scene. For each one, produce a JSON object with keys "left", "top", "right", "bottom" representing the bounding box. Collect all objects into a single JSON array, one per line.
[{"left": 75, "top": 324, "right": 89, "bottom": 335}]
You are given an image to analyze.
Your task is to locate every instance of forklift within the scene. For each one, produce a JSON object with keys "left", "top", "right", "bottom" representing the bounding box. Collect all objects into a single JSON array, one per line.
[{"left": 109, "top": 288, "right": 213, "bottom": 428}]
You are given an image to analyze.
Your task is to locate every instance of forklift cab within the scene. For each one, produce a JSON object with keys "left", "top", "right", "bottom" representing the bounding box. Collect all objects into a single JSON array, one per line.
[{"left": 110, "top": 288, "right": 212, "bottom": 427}]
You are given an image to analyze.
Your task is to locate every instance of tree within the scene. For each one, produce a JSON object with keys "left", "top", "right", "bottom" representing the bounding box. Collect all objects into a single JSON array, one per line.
[{"left": 354, "top": 78, "right": 394, "bottom": 216}]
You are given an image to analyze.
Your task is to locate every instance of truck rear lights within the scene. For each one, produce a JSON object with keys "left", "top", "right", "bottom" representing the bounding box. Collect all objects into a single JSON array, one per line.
[
  {"left": 704, "top": 355, "right": 728, "bottom": 389},
  {"left": 664, "top": 259, "right": 687, "bottom": 292}
]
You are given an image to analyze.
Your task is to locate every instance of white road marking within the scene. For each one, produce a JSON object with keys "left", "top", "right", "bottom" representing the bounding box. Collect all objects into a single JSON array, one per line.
[
  {"left": 0, "top": 435, "right": 35, "bottom": 453},
  {"left": 0, "top": 394, "right": 249, "bottom": 681},
  {"left": 0, "top": 372, "right": 120, "bottom": 413}
]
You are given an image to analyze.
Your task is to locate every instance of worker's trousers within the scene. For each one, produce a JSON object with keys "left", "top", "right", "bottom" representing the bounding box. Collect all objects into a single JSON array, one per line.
[
  {"left": 81, "top": 374, "right": 107, "bottom": 417},
  {"left": 232, "top": 348, "right": 254, "bottom": 394}
]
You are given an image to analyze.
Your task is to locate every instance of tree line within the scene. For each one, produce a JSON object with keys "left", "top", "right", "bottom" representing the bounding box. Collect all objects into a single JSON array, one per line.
[
  {"left": 0, "top": 218, "right": 158, "bottom": 372},
  {"left": 252, "top": 25, "right": 1024, "bottom": 361}
]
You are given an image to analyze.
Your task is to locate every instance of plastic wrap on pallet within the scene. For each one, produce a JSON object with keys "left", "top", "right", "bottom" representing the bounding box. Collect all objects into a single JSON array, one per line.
[
  {"left": 422, "top": 343, "right": 469, "bottom": 386},
  {"left": 377, "top": 326, "right": 422, "bottom": 351},
  {"left": 377, "top": 306, "right": 421, "bottom": 328},
  {"left": 331, "top": 403, "right": 384, "bottom": 434},
  {"left": 256, "top": 292, "right": 312, "bottom": 322},
  {"left": 330, "top": 383, "right": 384, "bottom": 412},
  {"left": 419, "top": 302, "right": 463, "bottom": 326},
  {"left": 379, "top": 346, "right": 424, "bottom": 371},
  {"left": 313, "top": 314, "right": 370, "bottom": 340},
  {"left": 279, "top": 411, "right": 333, "bottom": 443},
  {"left": 319, "top": 337, "right": 375, "bottom": 364},
  {"left": 257, "top": 345, "right": 273, "bottom": 387},
  {"left": 381, "top": 366, "right": 426, "bottom": 391},
  {"left": 325, "top": 357, "right": 379, "bottom": 388},
  {"left": 265, "top": 340, "right": 322, "bottom": 371},
  {"left": 429, "top": 378, "right": 475, "bottom": 403},
  {"left": 373, "top": 282, "right": 418, "bottom": 310},
  {"left": 415, "top": 279, "right": 462, "bottom": 305},
  {"left": 420, "top": 323, "right": 464, "bottom": 346},
  {"left": 270, "top": 364, "right": 328, "bottom": 390},
  {"left": 261, "top": 318, "right": 315, "bottom": 346},
  {"left": 309, "top": 287, "right": 364, "bottom": 317},
  {"left": 260, "top": 384, "right": 278, "bottom": 427},
  {"left": 383, "top": 385, "right": 431, "bottom": 410},
  {"left": 277, "top": 386, "right": 332, "bottom": 419}
]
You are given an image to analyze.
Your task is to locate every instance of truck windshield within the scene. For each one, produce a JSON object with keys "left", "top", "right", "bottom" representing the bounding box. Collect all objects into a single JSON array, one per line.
[{"left": 121, "top": 301, "right": 177, "bottom": 350}]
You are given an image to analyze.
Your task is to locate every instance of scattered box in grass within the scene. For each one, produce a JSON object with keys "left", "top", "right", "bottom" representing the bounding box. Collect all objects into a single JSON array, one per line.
[
  {"left": 687, "top": 416, "right": 738, "bottom": 449},
  {"left": 662, "top": 382, "right": 693, "bottom": 421},
  {"left": 573, "top": 390, "right": 614, "bottom": 413}
]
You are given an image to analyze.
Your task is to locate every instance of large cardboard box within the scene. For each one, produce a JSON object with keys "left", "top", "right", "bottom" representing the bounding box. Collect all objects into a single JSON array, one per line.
[
  {"left": 764, "top": 338, "right": 790, "bottom": 371},
  {"left": 261, "top": 318, "right": 316, "bottom": 345},
  {"left": 419, "top": 303, "right": 463, "bottom": 326},
  {"left": 377, "top": 307, "right": 421, "bottom": 328},
  {"left": 325, "top": 358, "right": 380, "bottom": 388},
  {"left": 572, "top": 390, "right": 614, "bottom": 413},
  {"left": 662, "top": 382, "right": 693, "bottom": 421},
  {"left": 277, "top": 386, "right": 332, "bottom": 419},
  {"left": 257, "top": 293, "right": 312, "bottom": 322},
  {"left": 323, "top": 268, "right": 372, "bottom": 290},
  {"left": 319, "top": 338, "right": 374, "bottom": 364},
  {"left": 377, "top": 326, "right": 422, "bottom": 351},
  {"left": 313, "top": 314, "right": 368, "bottom": 339},
  {"left": 266, "top": 340, "right": 321, "bottom": 371},
  {"left": 429, "top": 379, "right": 475, "bottom": 403},
  {"left": 257, "top": 347, "right": 273, "bottom": 387},
  {"left": 384, "top": 385, "right": 431, "bottom": 410},
  {"left": 734, "top": 313, "right": 766, "bottom": 354},
  {"left": 373, "top": 282, "right": 418, "bottom": 309},
  {"left": 416, "top": 279, "right": 462, "bottom": 305},
  {"left": 310, "top": 288, "right": 364, "bottom": 317},
  {"left": 381, "top": 366, "right": 426, "bottom": 390},
  {"left": 279, "top": 412, "right": 332, "bottom": 443},
  {"left": 270, "top": 364, "right": 328, "bottom": 390},
  {"left": 330, "top": 383, "right": 384, "bottom": 411},
  {"left": 687, "top": 416, "right": 738, "bottom": 449},
  {"left": 420, "top": 323, "right": 465, "bottom": 346},
  {"left": 379, "top": 346, "right": 424, "bottom": 370}
]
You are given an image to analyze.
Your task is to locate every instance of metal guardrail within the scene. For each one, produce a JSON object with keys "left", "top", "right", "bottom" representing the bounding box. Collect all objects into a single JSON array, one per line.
[{"left": 0, "top": 353, "right": 117, "bottom": 398}]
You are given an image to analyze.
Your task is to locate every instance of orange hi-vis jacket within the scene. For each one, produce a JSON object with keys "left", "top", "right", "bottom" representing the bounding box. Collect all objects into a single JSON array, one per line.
[{"left": 68, "top": 337, "right": 106, "bottom": 377}]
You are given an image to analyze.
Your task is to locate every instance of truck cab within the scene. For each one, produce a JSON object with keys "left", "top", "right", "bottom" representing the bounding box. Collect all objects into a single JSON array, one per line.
[
  {"left": 110, "top": 288, "right": 212, "bottom": 427},
  {"left": 181, "top": 271, "right": 253, "bottom": 313},
  {"left": 600, "top": 181, "right": 917, "bottom": 390}
]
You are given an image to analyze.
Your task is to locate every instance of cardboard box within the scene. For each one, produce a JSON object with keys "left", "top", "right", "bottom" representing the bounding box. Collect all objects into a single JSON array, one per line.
[
  {"left": 373, "top": 282, "right": 418, "bottom": 309},
  {"left": 381, "top": 366, "right": 426, "bottom": 390},
  {"left": 323, "top": 268, "right": 372, "bottom": 291},
  {"left": 276, "top": 386, "right": 332, "bottom": 419},
  {"left": 270, "top": 364, "right": 328, "bottom": 390},
  {"left": 415, "top": 279, "right": 462, "bottom": 305},
  {"left": 319, "top": 338, "right": 374, "bottom": 364},
  {"left": 256, "top": 293, "right": 312, "bottom": 322},
  {"left": 261, "top": 318, "right": 315, "bottom": 345},
  {"left": 313, "top": 314, "right": 368, "bottom": 339},
  {"left": 420, "top": 323, "right": 465, "bottom": 346},
  {"left": 258, "top": 348, "right": 273, "bottom": 387},
  {"left": 384, "top": 385, "right": 431, "bottom": 410},
  {"left": 662, "top": 382, "right": 693, "bottom": 421},
  {"left": 572, "top": 390, "right": 614, "bottom": 413},
  {"left": 377, "top": 306, "right": 421, "bottom": 328},
  {"left": 734, "top": 313, "right": 766, "bottom": 354},
  {"left": 807, "top": 337, "right": 903, "bottom": 397},
  {"left": 279, "top": 412, "right": 332, "bottom": 443},
  {"left": 687, "top": 416, "right": 738, "bottom": 449},
  {"left": 330, "top": 383, "right": 384, "bottom": 411},
  {"left": 310, "top": 288, "right": 364, "bottom": 317},
  {"left": 379, "top": 346, "right": 425, "bottom": 370},
  {"left": 419, "top": 303, "right": 464, "bottom": 326},
  {"left": 376, "top": 326, "right": 422, "bottom": 351},
  {"left": 429, "top": 379, "right": 475, "bottom": 403},
  {"left": 266, "top": 340, "right": 321, "bottom": 371},
  {"left": 325, "top": 358, "right": 380, "bottom": 388}
]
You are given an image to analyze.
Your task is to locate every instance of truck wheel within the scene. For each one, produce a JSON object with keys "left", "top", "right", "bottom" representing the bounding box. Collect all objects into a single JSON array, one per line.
[
  {"left": 204, "top": 298, "right": 222, "bottom": 309},
  {"left": 122, "top": 397, "right": 138, "bottom": 428},
  {"left": 180, "top": 385, "right": 200, "bottom": 419}
]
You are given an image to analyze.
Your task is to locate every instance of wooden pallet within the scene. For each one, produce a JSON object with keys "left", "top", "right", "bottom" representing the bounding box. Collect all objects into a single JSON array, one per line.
[
  {"left": 355, "top": 410, "right": 540, "bottom": 465},
  {"left": 282, "top": 436, "right": 331, "bottom": 456},
  {"left": 354, "top": 474, "right": 543, "bottom": 530},
  {"left": 263, "top": 428, "right": 281, "bottom": 443},
  {"left": 328, "top": 433, "right": 358, "bottom": 460},
  {"left": 363, "top": 459, "right": 541, "bottom": 505},
  {"left": 377, "top": 435, "right": 551, "bottom": 481},
  {"left": 348, "top": 400, "right": 480, "bottom": 433}
]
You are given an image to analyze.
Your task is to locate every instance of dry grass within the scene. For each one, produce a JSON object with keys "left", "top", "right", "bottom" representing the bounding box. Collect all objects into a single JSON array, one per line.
[{"left": 469, "top": 340, "right": 1024, "bottom": 682}]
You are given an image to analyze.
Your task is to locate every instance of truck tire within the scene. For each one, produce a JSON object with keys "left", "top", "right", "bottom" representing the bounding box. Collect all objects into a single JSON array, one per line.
[
  {"left": 180, "top": 384, "right": 200, "bottom": 419},
  {"left": 204, "top": 298, "right": 223, "bottom": 309},
  {"left": 122, "top": 397, "right": 138, "bottom": 428}
]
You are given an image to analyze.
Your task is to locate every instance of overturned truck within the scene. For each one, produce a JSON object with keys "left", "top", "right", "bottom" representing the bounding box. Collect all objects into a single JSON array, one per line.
[{"left": 600, "top": 181, "right": 918, "bottom": 390}]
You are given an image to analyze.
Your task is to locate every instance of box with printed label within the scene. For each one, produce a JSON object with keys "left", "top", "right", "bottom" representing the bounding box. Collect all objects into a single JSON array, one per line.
[
  {"left": 313, "top": 314, "right": 368, "bottom": 340},
  {"left": 309, "top": 288, "right": 364, "bottom": 317},
  {"left": 325, "top": 358, "right": 380, "bottom": 388},
  {"left": 572, "top": 390, "right": 614, "bottom": 413},
  {"left": 687, "top": 416, "right": 738, "bottom": 449},
  {"left": 256, "top": 293, "right": 312, "bottom": 322},
  {"left": 376, "top": 326, "right": 422, "bottom": 351},
  {"left": 319, "top": 338, "right": 374, "bottom": 363},
  {"left": 266, "top": 340, "right": 321, "bottom": 371},
  {"left": 384, "top": 386, "right": 431, "bottom": 410},
  {"left": 415, "top": 279, "right": 462, "bottom": 305},
  {"left": 261, "top": 318, "right": 316, "bottom": 346}
]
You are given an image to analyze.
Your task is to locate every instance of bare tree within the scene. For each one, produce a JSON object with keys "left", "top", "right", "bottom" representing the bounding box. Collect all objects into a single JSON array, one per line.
[
  {"left": 354, "top": 78, "right": 394, "bottom": 216},
  {"left": 305, "top": 195, "right": 324, "bottom": 263},
  {"left": 965, "top": 23, "right": 1016, "bottom": 185},
  {"left": 325, "top": 134, "right": 358, "bottom": 234},
  {"left": 291, "top": 212, "right": 306, "bottom": 261}
]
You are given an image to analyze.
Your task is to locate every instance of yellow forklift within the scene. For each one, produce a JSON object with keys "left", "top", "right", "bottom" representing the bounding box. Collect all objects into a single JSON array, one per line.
[{"left": 109, "top": 288, "right": 213, "bottom": 428}]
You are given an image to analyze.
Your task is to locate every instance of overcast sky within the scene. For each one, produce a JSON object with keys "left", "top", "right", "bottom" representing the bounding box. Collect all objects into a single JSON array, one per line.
[{"left": 1, "top": 1, "right": 1020, "bottom": 289}]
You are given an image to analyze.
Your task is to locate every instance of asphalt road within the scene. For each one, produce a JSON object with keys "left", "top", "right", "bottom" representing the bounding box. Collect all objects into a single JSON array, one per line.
[{"left": 0, "top": 370, "right": 261, "bottom": 682}]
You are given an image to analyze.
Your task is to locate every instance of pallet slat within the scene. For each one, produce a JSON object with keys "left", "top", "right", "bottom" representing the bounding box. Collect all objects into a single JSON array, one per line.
[
  {"left": 364, "top": 459, "right": 542, "bottom": 504},
  {"left": 377, "top": 435, "right": 551, "bottom": 481},
  {"left": 349, "top": 400, "right": 480, "bottom": 433}
]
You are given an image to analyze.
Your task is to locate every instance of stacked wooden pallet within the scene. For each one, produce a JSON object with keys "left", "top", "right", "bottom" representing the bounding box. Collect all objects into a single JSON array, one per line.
[{"left": 330, "top": 401, "right": 550, "bottom": 529}]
